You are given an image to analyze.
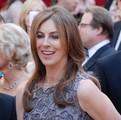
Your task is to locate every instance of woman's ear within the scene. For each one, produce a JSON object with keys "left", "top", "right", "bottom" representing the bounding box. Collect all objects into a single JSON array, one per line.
[{"left": 8, "top": 62, "right": 14, "bottom": 69}]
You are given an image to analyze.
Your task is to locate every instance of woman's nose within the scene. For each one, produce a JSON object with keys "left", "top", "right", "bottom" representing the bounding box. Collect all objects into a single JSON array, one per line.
[{"left": 42, "top": 37, "right": 50, "bottom": 46}]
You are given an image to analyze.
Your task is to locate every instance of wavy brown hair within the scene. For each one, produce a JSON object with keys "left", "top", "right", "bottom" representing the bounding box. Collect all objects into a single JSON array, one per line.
[{"left": 23, "top": 5, "right": 100, "bottom": 112}]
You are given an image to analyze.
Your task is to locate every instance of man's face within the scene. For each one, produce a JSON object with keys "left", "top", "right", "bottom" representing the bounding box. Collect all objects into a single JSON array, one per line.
[
  {"left": 58, "top": 0, "right": 79, "bottom": 13},
  {"left": 79, "top": 12, "right": 96, "bottom": 49}
]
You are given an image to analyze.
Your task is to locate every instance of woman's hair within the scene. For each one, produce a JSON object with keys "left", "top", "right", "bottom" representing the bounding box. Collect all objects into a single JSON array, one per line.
[
  {"left": 0, "top": 23, "right": 31, "bottom": 69},
  {"left": 19, "top": 0, "right": 46, "bottom": 32},
  {"left": 23, "top": 5, "right": 100, "bottom": 111}
]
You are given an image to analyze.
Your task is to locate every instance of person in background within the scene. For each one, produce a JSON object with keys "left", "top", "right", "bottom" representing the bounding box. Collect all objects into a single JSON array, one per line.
[
  {"left": 104, "top": 0, "right": 120, "bottom": 21},
  {"left": 96, "top": 51, "right": 121, "bottom": 114},
  {"left": 113, "top": 0, "right": 121, "bottom": 22},
  {"left": 72, "top": 0, "right": 95, "bottom": 23},
  {"left": 19, "top": 0, "right": 47, "bottom": 75},
  {"left": 79, "top": 6, "right": 116, "bottom": 75},
  {"left": 51, "top": 0, "right": 79, "bottom": 14},
  {"left": 114, "top": 9, "right": 121, "bottom": 22},
  {"left": 111, "top": 0, "right": 121, "bottom": 51},
  {"left": 111, "top": 19, "right": 121, "bottom": 51},
  {"left": 104, "top": 0, "right": 114, "bottom": 10},
  {"left": 51, "top": 0, "right": 80, "bottom": 23},
  {"left": 0, "top": 23, "right": 30, "bottom": 96},
  {"left": 16, "top": 6, "right": 121, "bottom": 120},
  {"left": 0, "top": 92, "right": 17, "bottom": 120},
  {"left": 19, "top": 0, "right": 46, "bottom": 34},
  {"left": 1, "top": 0, "right": 24, "bottom": 25},
  {"left": 72, "top": 0, "right": 95, "bottom": 16}
]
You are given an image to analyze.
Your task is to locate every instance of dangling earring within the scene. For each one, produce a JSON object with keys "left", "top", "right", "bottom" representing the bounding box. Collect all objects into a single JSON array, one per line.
[{"left": 8, "top": 62, "right": 14, "bottom": 69}]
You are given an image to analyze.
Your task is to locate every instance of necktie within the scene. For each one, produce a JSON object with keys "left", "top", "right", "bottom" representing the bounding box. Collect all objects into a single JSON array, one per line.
[
  {"left": 84, "top": 48, "right": 89, "bottom": 58},
  {"left": 82, "top": 49, "right": 89, "bottom": 66}
]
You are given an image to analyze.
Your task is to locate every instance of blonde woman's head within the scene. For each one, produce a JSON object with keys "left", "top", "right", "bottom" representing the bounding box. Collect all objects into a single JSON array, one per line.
[
  {"left": 19, "top": 0, "right": 46, "bottom": 33},
  {"left": 0, "top": 23, "right": 31, "bottom": 69}
]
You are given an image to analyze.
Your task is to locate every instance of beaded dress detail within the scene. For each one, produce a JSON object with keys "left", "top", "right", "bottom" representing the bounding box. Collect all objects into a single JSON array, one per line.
[{"left": 24, "top": 71, "right": 93, "bottom": 120}]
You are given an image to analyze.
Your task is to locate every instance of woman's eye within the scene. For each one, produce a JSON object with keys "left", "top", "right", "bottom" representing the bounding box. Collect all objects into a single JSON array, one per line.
[
  {"left": 51, "top": 35, "right": 59, "bottom": 39},
  {"left": 36, "top": 34, "right": 44, "bottom": 39}
]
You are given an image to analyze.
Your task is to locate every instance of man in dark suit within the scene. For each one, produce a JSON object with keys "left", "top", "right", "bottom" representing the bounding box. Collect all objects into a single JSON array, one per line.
[
  {"left": 104, "top": 0, "right": 114, "bottom": 10},
  {"left": 111, "top": 20, "right": 121, "bottom": 50},
  {"left": 79, "top": 6, "right": 116, "bottom": 74},
  {"left": 106, "top": 0, "right": 121, "bottom": 51},
  {"left": 96, "top": 51, "right": 121, "bottom": 114},
  {"left": 0, "top": 93, "right": 17, "bottom": 120}
]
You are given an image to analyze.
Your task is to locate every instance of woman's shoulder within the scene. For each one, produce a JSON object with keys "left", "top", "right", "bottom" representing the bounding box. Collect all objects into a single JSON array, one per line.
[
  {"left": 78, "top": 79, "right": 98, "bottom": 96},
  {"left": 16, "top": 80, "right": 28, "bottom": 97},
  {"left": 75, "top": 70, "right": 101, "bottom": 90},
  {"left": 77, "top": 78, "right": 101, "bottom": 110}
]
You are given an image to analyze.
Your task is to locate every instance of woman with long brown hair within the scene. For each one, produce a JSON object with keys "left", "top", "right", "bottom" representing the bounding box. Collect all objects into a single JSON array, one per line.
[{"left": 16, "top": 6, "right": 121, "bottom": 120}]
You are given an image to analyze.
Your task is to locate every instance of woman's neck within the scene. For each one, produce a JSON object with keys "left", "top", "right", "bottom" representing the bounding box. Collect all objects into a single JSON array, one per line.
[
  {"left": 45, "top": 63, "right": 66, "bottom": 85},
  {"left": 0, "top": 68, "right": 29, "bottom": 96},
  {"left": 2, "top": 68, "right": 25, "bottom": 83}
]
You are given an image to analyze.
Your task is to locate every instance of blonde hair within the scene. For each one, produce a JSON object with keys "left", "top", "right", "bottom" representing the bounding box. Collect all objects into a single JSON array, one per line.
[
  {"left": 0, "top": 23, "right": 31, "bottom": 69},
  {"left": 19, "top": 0, "right": 46, "bottom": 32}
]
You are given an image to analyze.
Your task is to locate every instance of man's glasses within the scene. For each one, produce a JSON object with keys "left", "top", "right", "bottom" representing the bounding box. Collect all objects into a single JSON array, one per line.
[{"left": 79, "top": 23, "right": 92, "bottom": 28}]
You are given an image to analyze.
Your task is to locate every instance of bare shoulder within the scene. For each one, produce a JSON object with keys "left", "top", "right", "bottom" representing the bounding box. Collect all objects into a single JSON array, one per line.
[
  {"left": 16, "top": 80, "right": 28, "bottom": 98},
  {"left": 77, "top": 80, "right": 121, "bottom": 120},
  {"left": 77, "top": 79, "right": 100, "bottom": 109},
  {"left": 77, "top": 79, "right": 100, "bottom": 97}
]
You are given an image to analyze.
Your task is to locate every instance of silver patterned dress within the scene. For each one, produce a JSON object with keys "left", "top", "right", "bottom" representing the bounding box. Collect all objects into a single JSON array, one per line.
[{"left": 24, "top": 71, "right": 93, "bottom": 120}]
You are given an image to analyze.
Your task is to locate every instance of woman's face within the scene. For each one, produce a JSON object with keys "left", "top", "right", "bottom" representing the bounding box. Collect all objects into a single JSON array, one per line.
[
  {"left": 36, "top": 19, "right": 68, "bottom": 67},
  {"left": 25, "top": 2, "right": 45, "bottom": 33}
]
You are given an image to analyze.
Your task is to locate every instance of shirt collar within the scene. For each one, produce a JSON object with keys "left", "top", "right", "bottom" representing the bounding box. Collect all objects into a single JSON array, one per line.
[{"left": 88, "top": 39, "right": 110, "bottom": 58}]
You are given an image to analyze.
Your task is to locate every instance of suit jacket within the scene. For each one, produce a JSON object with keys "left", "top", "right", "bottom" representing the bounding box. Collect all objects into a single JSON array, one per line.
[
  {"left": 83, "top": 43, "right": 116, "bottom": 74},
  {"left": 96, "top": 51, "right": 121, "bottom": 114},
  {"left": 0, "top": 93, "right": 17, "bottom": 120},
  {"left": 104, "top": 0, "right": 114, "bottom": 10},
  {"left": 111, "top": 20, "right": 121, "bottom": 50}
]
